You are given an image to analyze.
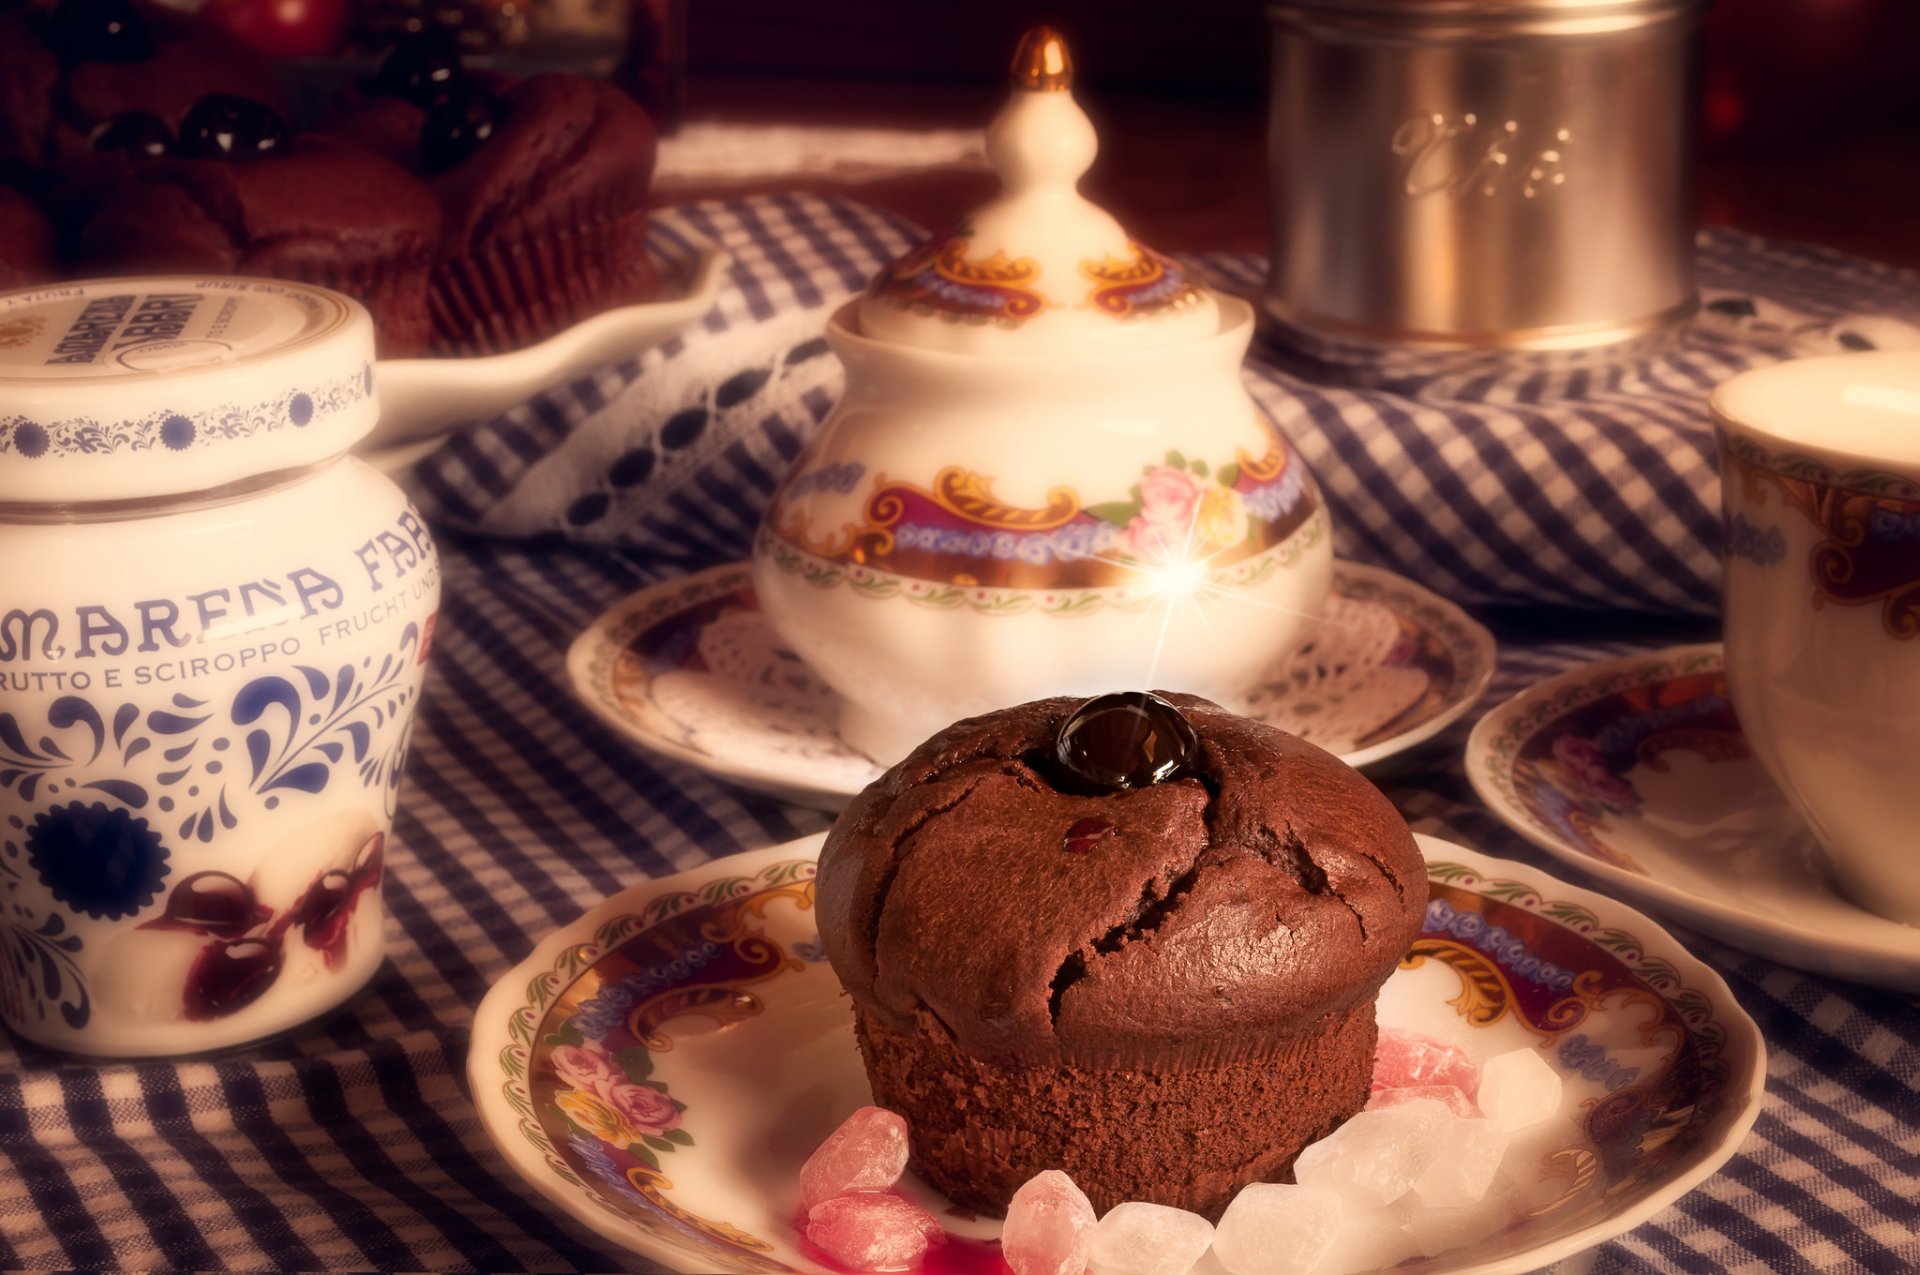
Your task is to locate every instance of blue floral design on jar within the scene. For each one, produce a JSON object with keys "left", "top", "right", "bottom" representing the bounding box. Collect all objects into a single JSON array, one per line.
[
  {"left": 289, "top": 393, "right": 314, "bottom": 426},
  {"left": 14, "top": 421, "right": 48, "bottom": 459},
  {"left": 160, "top": 414, "right": 195, "bottom": 451},
  {"left": 24, "top": 801, "right": 170, "bottom": 921}
]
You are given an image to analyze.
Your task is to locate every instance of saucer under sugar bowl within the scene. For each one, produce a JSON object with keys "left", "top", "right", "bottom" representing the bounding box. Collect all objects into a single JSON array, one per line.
[{"left": 750, "top": 29, "right": 1334, "bottom": 764}]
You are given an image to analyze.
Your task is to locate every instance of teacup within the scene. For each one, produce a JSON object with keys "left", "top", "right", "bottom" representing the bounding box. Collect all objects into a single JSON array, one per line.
[{"left": 1714, "top": 351, "right": 1920, "bottom": 924}]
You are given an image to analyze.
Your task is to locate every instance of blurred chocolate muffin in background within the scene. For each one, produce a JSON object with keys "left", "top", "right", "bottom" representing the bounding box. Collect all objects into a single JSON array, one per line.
[
  {"left": 75, "top": 99, "right": 442, "bottom": 355},
  {"left": 4, "top": 17, "right": 661, "bottom": 360},
  {"left": 332, "top": 37, "right": 660, "bottom": 355}
]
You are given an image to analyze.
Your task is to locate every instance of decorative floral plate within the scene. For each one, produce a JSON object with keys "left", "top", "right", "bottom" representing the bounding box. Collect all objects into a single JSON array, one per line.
[
  {"left": 362, "top": 238, "right": 728, "bottom": 451},
  {"left": 467, "top": 832, "right": 1764, "bottom": 1275},
  {"left": 1467, "top": 643, "right": 1920, "bottom": 991},
  {"left": 567, "top": 561, "right": 1496, "bottom": 809}
]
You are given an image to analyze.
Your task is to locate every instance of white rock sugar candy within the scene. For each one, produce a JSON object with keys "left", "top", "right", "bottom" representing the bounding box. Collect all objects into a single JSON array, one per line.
[
  {"left": 800, "top": 1106, "right": 910, "bottom": 1210},
  {"left": 1402, "top": 1194, "right": 1518, "bottom": 1259},
  {"left": 1477, "top": 1049, "right": 1563, "bottom": 1131},
  {"left": 1291, "top": 1098, "right": 1451, "bottom": 1207},
  {"left": 1089, "top": 1200, "right": 1213, "bottom": 1275},
  {"left": 1212, "top": 1183, "right": 1342, "bottom": 1275},
  {"left": 805, "top": 1192, "right": 943, "bottom": 1270},
  {"left": 1003, "top": 1170, "right": 1096, "bottom": 1275},
  {"left": 1312, "top": 1210, "right": 1425, "bottom": 1275},
  {"left": 1411, "top": 1116, "right": 1509, "bottom": 1208}
]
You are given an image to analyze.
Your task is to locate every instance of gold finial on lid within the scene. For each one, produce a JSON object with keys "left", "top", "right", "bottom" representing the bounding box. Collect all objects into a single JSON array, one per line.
[{"left": 1011, "top": 26, "right": 1073, "bottom": 91}]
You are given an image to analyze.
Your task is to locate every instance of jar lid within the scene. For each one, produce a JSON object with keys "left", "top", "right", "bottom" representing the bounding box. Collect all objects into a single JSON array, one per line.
[
  {"left": 0, "top": 277, "right": 377, "bottom": 505},
  {"left": 858, "top": 28, "right": 1218, "bottom": 356}
]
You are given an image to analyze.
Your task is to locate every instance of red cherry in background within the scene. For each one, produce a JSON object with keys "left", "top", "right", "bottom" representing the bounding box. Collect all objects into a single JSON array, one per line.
[{"left": 197, "top": 0, "right": 349, "bottom": 59}]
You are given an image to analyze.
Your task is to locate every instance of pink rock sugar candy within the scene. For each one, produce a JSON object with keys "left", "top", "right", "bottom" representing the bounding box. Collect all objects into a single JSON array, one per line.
[
  {"left": 801, "top": 1106, "right": 911, "bottom": 1210},
  {"left": 1002, "top": 1170, "right": 1096, "bottom": 1275},
  {"left": 805, "top": 1193, "right": 944, "bottom": 1271},
  {"left": 1372, "top": 1027, "right": 1480, "bottom": 1100}
]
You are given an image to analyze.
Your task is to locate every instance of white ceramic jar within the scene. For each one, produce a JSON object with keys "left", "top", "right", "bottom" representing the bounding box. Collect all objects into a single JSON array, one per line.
[
  {"left": 750, "top": 30, "right": 1333, "bottom": 763},
  {"left": 0, "top": 277, "right": 439, "bottom": 1056}
]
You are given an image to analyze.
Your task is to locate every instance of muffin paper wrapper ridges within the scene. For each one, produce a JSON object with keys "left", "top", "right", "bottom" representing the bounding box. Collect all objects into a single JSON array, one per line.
[{"left": 430, "top": 190, "right": 659, "bottom": 356}]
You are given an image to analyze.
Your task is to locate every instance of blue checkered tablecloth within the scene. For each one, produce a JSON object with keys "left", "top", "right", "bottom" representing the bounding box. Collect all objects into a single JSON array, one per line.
[{"left": 0, "top": 195, "right": 1914, "bottom": 1273}]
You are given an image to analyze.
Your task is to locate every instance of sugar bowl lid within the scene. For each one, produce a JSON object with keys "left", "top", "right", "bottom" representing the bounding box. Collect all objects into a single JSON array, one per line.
[
  {"left": 858, "top": 28, "right": 1218, "bottom": 355},
  {"left": 0, "top": 277, "right": 377, "bottom": 505}
]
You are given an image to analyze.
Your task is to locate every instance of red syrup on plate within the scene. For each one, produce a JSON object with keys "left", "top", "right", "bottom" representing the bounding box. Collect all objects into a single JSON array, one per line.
[{"left": 793, "top": 1199, "right": 1008, "bottom": 1274}]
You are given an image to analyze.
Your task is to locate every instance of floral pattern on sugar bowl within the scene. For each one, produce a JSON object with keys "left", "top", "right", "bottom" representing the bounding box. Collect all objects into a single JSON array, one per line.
[
  {"left": 869, "top": 223, "right": 1208, "bottom": 329},
  {"left": 1499, "top": 662, "right": 1749, "bottom": 873},
  {"left": 866, "top": 222, "right": 1048, "bottom": 328},
  {"left": 1079, "top": 242, "right": 1208, "bottom": 319},
  {"left": 761, "top": 437, "right": 1322, "bottom": 597}
]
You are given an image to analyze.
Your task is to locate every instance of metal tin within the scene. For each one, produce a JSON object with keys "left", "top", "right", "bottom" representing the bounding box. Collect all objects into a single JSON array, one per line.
[{"left": 1263, "top": 0, "right": 1710, "bottom": 364}]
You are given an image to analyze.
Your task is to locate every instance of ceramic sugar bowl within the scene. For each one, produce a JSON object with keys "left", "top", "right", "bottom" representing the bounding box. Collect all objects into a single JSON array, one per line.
[{"left": 751, "top": 31, "right": 1334, "bottom": 763}]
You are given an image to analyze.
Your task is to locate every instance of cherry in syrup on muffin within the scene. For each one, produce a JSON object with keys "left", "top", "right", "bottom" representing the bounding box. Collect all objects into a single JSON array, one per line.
[
  {"left": 89, "top": 109, "right": 171, "bottom": 158},
  {"left": 419, "top": 83, "right": 508, "bottom": 174},
  {"left": 1053, "top": 691, "right": 1200, "bottom": 792},
  {"left": 177, "top": 94, "right": 288, "bottom": 161},
  {"left": 44, "top": 0, "right": 155, "bottom": 64}
]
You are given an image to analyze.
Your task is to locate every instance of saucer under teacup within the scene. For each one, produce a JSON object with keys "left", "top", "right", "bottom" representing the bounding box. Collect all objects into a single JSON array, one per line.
[
  {"left": 568, "top": 560, "right": 1495, "bottom": 810},
  {"left": 1467, "top": 643, "right": 1920, "bottom": 991}
]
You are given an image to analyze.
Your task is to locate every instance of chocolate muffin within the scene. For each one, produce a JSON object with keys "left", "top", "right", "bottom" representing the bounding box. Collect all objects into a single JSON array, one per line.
[
  {"left": 816, "top": 692, "right": 1427, "bottom": 1218},
  {"left": 430, "top": 72, "right": 660, "bottom": 353},
  {"left": 75, "top": 119, "right": 442, "bottom": 355},
  {"left": 332, "top": 46, "right": 660, "bottom": 354}
]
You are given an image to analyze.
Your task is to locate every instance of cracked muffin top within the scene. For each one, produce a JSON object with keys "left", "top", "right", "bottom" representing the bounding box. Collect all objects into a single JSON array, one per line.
[{"left": 816, "top": 693, "right": 1426, "bottom": 1068}]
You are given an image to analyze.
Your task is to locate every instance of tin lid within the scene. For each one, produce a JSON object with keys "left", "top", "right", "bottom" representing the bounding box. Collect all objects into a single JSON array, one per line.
[
  {"left": 858, "top": 28, "right": 1217, "bottom": 355},
  {"left": 0, "top": 277, "right": 377, "bottom": 505},
  {"left": 1268, "top": 0, "right": 1707, "bottom": 34}
]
